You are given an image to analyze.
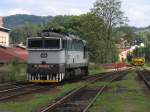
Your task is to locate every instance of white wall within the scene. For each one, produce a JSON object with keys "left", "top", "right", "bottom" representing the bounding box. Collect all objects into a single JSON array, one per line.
[{"left": 0, "top": 30, "right": 9, "bottom": 47}]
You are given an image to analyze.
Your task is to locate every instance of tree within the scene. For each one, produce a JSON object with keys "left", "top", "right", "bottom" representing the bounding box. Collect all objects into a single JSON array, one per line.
[
  {"left": 116, "top": 26, "right": 136, "bottom": 41},
  {"left": 45, "top": 15, "right": 81, "bottom": 35},
  {"left": 79, "top": 13, "right": 107, "bottom": 63},
  {"left": 10, "top": 14, "right": 119, "bottom": 64},
  {"left": 92, "top": 0, "right": 127, "bottom": 40},
  {"left": 10, "top": 23, "right": 44, "bottom": 43},
  {"left": 45, "top": 14, "right": 119, "bottom": 63},
  {"left": 145, "top": 44, "right": 150, "bottom": 62},
  {"left": 79, "top": 13, "right": 119, "bottom": 63},
  {"left": 133, "top": 47, "right": 145, "bottom": 57},
  {"left": 91, "top": 0, "right": 127, "bottom": 63}
]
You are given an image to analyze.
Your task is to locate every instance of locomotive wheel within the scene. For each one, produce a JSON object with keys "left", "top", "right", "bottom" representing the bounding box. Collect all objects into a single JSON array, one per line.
[{"left": 81, "top": 67, "right": 88, "bottom": 76}]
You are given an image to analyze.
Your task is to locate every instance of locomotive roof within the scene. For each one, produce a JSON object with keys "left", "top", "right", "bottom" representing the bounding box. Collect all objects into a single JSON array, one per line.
[{"left": 28, "top": 32, "right": 83, "bottom": 41}]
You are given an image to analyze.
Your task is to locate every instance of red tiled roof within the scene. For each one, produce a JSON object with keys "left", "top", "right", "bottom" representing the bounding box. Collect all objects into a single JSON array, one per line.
[{"left": 0, "top": 46, "right": 27, "bottom": 63}]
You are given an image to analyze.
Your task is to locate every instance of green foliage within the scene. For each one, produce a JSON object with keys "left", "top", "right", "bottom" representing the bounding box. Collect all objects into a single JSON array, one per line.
[
  {"left": 44, "top": 13, "right": 119, "bottom": 63},
  {"left": 89, "top": 63, "right": 105, "bottom": 75},
  {"left": 0, "top": 62, "right": 26, "bottom": 82},
  {"left": 116, "top": 26, "right": 137, "bottom": 42},
  {"left": 136, "top": 27, "right": 150, "bottom": 63},
  {"left": 92, "top": 0, "right": 126, "bottom": 26},
  {"left": 45, "top": 15, "right": 81, "bottom": 35},
  {"left": 79, "top": 13, "right": 108, "bottom": 62},
  {"left": 133, "top": 47, "right": 145, "bottom": 57},
  {"left": 92, "top": 0, "right": 127, "bottom": 40},
  {"left": 89, "top": 72, "right": 150, "bottom": 112},
  {"left": 0, "top": 82, "right": 84, "bottom": 112},
  {"left": 138, "top": 31, "right": 150, "bottom": 44},
  {"left": 127, "top": 52, "right": 132, "bottom": 63},
  {"left": 10, "top": 23, "right": 44, "bottom": 43},
  {"left": 89, "top": 0, "right": 127, "bottom": 63},
  {"left": 10, "top": 13, "right": 119, "bottom": 63},
  {"left": 4, "top": 14, "right": 52, "bottom": 28},
  {"left": 8, "top": 0, "right": 127, "bottom": 64},
  {"left": 144, "top": 44, "right": 150, "bottom": 62},
  {"left": 9, "top": 0, "right": 128, "bottom": 64}
]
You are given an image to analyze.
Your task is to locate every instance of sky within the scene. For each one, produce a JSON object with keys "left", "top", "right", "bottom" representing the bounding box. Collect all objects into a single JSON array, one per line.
[{"left": 0, "top": 0, "right": 150, "bottom": 27}]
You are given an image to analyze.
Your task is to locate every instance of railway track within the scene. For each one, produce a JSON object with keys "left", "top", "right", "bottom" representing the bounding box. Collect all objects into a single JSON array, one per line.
[
  {"left": 0, "top": 70, "right": 129, "bottom": 102},
  {"left": 0, "top": 72, "right": 109, "bottom": 101},
  {"left": 38, "top": 70, "right": 128, "bottom": 112},
  {"left": 82, "top": 70, "right": 126, "bottom": 82},
  {"left": 0, "top": 81, "right": 18, "bottom": 88},
  {"left": 137, "top": 70, "right": 150, "bottom": 90},
  {"left": 0, "top": 83, "right": 46, "bottom": 101},
  {"left": 0, "top": 81, "right": 31, "bottom": 91},
  {"left": 0, "top": 73, "right": 112, "bottom": 101}
]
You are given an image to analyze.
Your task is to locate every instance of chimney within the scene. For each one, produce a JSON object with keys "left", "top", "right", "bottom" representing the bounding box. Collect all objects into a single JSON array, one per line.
[{"left": 0, "top": 16, "right": 3, "bottom": 27}]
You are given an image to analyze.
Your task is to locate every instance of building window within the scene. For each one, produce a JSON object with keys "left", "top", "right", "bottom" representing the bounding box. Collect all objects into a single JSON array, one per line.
[{"left": 0, "top": 36, "right": 6, "bottom": 44}]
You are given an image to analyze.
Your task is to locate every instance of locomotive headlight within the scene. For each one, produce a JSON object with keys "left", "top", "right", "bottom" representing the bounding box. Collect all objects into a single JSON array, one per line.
[
  {"left": 49, "top": 65, "right": 59, "bottom": 68},
  {"left": 34, "top": 65, "right": 38, "bottom": 68},
  {"left": 49, "top": 65, "right": 54, "bottom": 68}
]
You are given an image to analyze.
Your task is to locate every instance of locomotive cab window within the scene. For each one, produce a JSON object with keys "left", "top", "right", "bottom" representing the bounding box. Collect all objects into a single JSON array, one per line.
[
  {"left": 28, "top": 39, "right": 43, "bottom": 49},
  {"left": 44, "top": 39, "right": 60, "bottom": 49}
]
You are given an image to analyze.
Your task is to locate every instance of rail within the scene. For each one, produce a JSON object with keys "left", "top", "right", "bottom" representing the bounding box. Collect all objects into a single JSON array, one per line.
[{"left": 39, "top": 70, "right": 128, "bottom": 112}]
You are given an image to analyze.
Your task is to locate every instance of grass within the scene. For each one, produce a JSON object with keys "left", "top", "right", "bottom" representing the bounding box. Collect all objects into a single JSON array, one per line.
[
  {"left": 89, "top": 65, "right": 106, "bottom": 75},
  {"left": 143, "top": 65, "right": 150, "bottom": 71},
  {"left": 0, "top": 82, "right": 85, "bottom": 112},
  {"left": 0, "top": 63, "right": 27, "bottom": 82},
  {"left": 140, "top": 62, "right": 150, "bottom": 70},
  {"left": 0, "top": 63, "right": 107, "bottom": 82},
  {"left": 0, "top": 62, "right": 108, "bottom": 82},
  {"left": 89, "top": 71, "right": 150, "bottom": 112},
  {"left": 89, "top": 72, "right": 139, "bottom": 89}
]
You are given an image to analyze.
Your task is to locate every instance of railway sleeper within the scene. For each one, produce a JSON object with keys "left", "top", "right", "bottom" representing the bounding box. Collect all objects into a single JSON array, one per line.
[{"left": 51, "top": 89, "right": 99, "bottom": 112}]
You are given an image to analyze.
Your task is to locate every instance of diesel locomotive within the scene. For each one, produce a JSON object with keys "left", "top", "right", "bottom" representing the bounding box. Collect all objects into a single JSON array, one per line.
[
  {"left": 27, "top": 32, "right": 88, "bottom": 83},
  {"left": 131, "top": 57, "right": 145, "bottom": 66},
  {"left": 127, "top": 50, "right": 145, "bottom": 66}
]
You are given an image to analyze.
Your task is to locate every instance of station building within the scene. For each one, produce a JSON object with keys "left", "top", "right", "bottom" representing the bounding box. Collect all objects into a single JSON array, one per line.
[
  {"left": 0, "top": 17, "right": 27, "bottom": 63},
  {"left": 0, "top": 17, "right": 10, "bottom": 47}
]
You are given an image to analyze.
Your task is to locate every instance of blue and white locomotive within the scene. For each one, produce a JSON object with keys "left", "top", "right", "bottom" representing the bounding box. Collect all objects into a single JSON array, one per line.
[{"left": 27, "top": 32, "right": 88, "bottom": 83}]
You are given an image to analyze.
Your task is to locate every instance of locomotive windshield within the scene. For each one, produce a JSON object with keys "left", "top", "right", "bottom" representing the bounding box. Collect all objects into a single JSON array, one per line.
[
  {"left": 44, "top": 39, "right": 60, "bottom": 49},
  {"left": 28, "top": 38, "right": 61, "bottom": 49},
  {"left": 28, "top": 39, "right": 43, "bottom": 48}
]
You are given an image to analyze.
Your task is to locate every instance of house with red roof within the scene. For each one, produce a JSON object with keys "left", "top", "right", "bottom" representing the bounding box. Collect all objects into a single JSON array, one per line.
[{"left": 0, "top": 17, "right": 27, "bottom": 63}]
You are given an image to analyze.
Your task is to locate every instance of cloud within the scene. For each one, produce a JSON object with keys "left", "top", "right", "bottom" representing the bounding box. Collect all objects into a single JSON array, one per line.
[
  {"left": 42, "top": 6, "right": 61, "bottom": 16},
  {"left": 8, "top": 8, "right": 31, "bottom": 15},
  {"left": 1, "top": 0, "right": 150, "bottom": 27},
  {"left": 121, "top": 0, "right": 150, "bottom": 27},
  {"left": 0, "top": 0, "right": 91, "bottom": 16},
  {"left": 42, "top": 7, "right": 85, "bottom": 16},
  {"left": 38, "top": 8, "right": 87, "bottom": 17},
  {"left": 29, "top": 0, "right": 91, "bottom": 16},
  {"left": 68, "top": 8, "right": 85, "bottom": 15}
]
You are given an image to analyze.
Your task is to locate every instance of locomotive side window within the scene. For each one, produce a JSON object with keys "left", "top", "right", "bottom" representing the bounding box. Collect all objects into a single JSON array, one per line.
[
  {"left": 28, "top": 39, "right": 43, "bottom": 48},
  {"left": 71, "top": 40, "right": 84, "bottom": 51},
  {"left": 67, "top": 40, "right": 72, "bottom": 50},
  {"left": 62, "top": 40, "right": 67, "bottom": 49},
  {"left": 78, "top": 41, "right": 84, "bottom": 51},
  {"left": 44, "top": 39, "right": 60, "bottom": 49},
  {"left": 84, "top": 46, "right": 88, "bottom": 59}
]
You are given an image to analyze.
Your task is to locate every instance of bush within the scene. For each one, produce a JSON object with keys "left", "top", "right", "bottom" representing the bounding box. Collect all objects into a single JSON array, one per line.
[
  {"left": 89, "top": 63, "right": 105, "bottom": 75},
  {"left": 0, "top": 60, "right": 27, "bottom": 82}
]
